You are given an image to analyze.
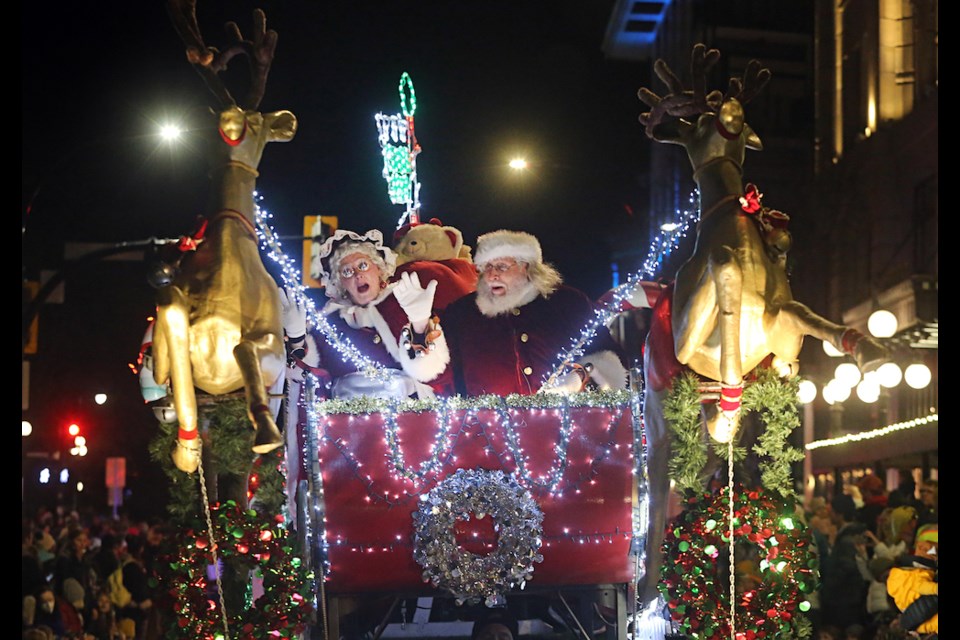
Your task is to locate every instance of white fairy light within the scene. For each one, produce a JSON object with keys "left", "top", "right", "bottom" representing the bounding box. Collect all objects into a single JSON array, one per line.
[{"left": 543, "top": 190, "right": 700, "bottom": 389}]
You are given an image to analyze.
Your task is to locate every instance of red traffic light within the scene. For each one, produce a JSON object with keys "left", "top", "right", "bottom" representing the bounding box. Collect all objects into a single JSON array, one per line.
[{"left": 68, "top": 422, "right": 81, "bottom": 437}]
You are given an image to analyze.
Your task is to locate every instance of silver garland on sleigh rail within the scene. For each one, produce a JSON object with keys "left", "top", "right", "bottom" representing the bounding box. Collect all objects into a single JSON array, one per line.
[{"left": 412, "top": 468, "right": 545, "bottom": 607}]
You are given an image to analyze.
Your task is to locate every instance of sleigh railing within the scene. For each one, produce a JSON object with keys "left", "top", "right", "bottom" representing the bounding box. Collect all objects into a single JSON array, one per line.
[{"left": 294, "top": 388, "right": 647, "bottom": 596}]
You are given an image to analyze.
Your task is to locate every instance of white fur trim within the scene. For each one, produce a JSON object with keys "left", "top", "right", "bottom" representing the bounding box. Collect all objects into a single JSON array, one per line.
[
  {"left": 397, "top": 330, "right": 451, "bottom": 383},
  {"left": 577, "top": 350, "right": 629, "bottom": 390},
  {"left": 473, "top": 230, "right": 542, "bottom": 266}
]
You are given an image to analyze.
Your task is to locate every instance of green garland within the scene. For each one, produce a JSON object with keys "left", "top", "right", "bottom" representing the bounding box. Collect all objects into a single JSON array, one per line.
[
  {"left": 663, "top": 368, "right": 802, "bottom": 498},
  {"left": 659, "top": 486, "right": 817, "bottom": 639},
  {"left": 148, "top": 397, "right": 286, "bottom": 524},
  {"left": 741, "top": 369, "right": 804, "bottom": 499},
  {"left": 315, "top": 388, "right": 632, "bottom": 415},
  {"left": 159, "top": 501, "right": 315, "bottom": 640}
]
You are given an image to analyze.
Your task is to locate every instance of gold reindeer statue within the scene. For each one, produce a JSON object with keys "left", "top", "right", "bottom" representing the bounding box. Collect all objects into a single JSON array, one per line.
[
  {"left": 635, "top": 45, "right": 888, "bottom": 604},
  {"left": 152, "top": 0, "right": 296, "bottom": 474}
]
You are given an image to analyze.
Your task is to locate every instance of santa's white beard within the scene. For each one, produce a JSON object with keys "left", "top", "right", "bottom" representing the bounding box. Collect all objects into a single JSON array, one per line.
[{"left": 475, "top": 278, "right": 540, "bottom": 317}]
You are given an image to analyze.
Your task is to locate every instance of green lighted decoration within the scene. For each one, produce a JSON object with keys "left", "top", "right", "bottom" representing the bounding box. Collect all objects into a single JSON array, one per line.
[{"left": 376, "top": 72, "right": 422, "bottom": 228}]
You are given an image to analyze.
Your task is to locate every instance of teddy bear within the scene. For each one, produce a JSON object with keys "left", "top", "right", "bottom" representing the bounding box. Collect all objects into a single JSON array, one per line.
[{"left": 391, "top": 218, "right": 478, "bottom": 311}]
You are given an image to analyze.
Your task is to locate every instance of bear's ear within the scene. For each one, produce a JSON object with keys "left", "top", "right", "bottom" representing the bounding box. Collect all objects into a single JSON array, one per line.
[{"left": 443, "top": 226, "right": 464, "bottom": 253}]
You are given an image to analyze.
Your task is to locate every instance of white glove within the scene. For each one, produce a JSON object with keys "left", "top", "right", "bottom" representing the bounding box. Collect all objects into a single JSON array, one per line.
[
  {"left": 278, "top": 286, "right": 307, "bottom": 339},
  {"left": 541, "top": 369, "right": 584, "bottom": 395},
  {"left": 392, "top": 271, "right": 438, "bottom": 325}
]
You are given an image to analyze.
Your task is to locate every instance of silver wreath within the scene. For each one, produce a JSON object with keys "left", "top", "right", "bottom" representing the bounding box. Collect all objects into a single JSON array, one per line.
[{"left": 412, "top": 468, "right": 545, "bottom": 607}]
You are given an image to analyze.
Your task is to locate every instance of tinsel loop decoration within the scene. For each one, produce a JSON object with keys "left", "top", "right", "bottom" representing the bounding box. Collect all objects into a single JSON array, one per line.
[
  {"left": 659, "top": 485, "right": 818, "bottom": 639},
  {"left": 412, "top": 468, "right": 544, "bottom": 607}
]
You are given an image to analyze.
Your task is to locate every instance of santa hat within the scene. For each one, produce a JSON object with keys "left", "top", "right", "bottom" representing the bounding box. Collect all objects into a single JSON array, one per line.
[{"left": 473, "top": 229, "right": 542, "bottom": 266}]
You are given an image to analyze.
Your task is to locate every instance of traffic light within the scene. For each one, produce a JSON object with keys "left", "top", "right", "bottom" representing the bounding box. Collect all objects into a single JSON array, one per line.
[{"left": 66, "top": 421, "right": 88, "bottom": 456}]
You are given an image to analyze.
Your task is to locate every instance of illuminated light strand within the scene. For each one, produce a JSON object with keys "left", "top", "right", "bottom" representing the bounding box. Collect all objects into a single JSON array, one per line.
[
  {"left": 383, "top": 397, "right": 460, "bottom": 485},
  {"left": 628, "top": 371, "right": 649, "bottom": 559},
  {"left": 806, "top": 413, "right": 938, "bottom": 450},
  {"left": 255, "top": 195, "right": 396, "bottom": 383},
  {"left": 303, "top": 375, "right": 332, "bottom": 583},
  {"left": 375, "top": 72, "right": 422, "bottom": 229},
  {"left": 542, "top": 190, "right": 700, "bottom": 389},
  {"left": 314, "top": 394, "right": 634, "bottom": 507},
  {"left": 492, "top": 398, "right": 625, "bottom": 494},
  {"left": 326, "top": 529, "right": 635, "bottom": 554}
]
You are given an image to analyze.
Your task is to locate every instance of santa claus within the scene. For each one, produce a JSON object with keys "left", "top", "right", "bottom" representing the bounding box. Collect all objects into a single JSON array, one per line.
[{"left": 440, "top": 229, "right": 628, "bottom": 397}]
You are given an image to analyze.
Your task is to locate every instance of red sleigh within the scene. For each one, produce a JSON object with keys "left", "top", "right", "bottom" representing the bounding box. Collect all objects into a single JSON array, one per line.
[{"left": 288, "top": 388, "right": 646, "bottom": 637}]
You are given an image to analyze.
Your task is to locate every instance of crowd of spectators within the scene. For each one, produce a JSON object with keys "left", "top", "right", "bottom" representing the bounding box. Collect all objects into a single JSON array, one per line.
[
  {"left": 808, "top": 472, "right": 939, "bottom": 640},
  {"left": 21, "top": 505, "right": 169, "bottom": 640}
]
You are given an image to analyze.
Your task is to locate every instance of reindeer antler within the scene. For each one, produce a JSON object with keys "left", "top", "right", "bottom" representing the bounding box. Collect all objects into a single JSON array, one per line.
[
  {"left": 723, "top": 58, "right": 772, "bottom": 106},
  {"left": 166, "top": 0, "right": 277, "bottom": 111},
  {"left": 638, "top": 43, "right": 723, "bottom": 138}
]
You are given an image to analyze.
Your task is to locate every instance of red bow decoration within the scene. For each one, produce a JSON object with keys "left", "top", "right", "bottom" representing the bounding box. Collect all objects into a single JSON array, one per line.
[
  {"left": 740, "top": 183, "right": 763, "bottom": 214},
  {"left": 177, "top": 218, "right": 209, "bottom": 252}
]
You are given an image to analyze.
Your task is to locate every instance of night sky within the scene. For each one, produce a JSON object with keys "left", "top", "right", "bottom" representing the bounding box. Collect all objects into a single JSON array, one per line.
[
  {"left": 23, "top": 0, "right": 651, "bottom": 292},
  {"left": 22, "top": 1, "right": 655, "bottom": 518}
]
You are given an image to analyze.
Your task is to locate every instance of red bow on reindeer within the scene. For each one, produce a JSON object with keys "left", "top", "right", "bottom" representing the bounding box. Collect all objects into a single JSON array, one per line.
[{"left": 740, "top": 183, "right": 790, "bottom": 232}]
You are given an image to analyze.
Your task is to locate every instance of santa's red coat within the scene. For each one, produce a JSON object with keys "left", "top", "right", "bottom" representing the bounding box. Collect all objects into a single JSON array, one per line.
[{"left": 441, "top": 285, "right": 624, "bottom": 396}]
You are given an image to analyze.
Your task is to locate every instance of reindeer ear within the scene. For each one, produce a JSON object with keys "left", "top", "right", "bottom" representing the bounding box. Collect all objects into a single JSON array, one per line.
[
  {"left": 743, "top": 123, "right": 763, "bottom": 151},
  {"left": 265, "top": 110, "right": 298, "bottom": 142}
]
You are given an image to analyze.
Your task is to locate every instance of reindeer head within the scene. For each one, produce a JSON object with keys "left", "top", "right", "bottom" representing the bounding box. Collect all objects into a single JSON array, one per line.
[
  {"left": 167, "top": 0, "right": 297, "bottom": 173},
  {"left": 638, "top": 44, "right": 770, "bottom": 178}
]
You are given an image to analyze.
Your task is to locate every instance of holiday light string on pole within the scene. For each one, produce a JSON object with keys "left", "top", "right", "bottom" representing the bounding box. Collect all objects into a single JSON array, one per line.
[
  {"left": 375, "top": 72, "right": 422, "bottom": 229},
  {"left": 542, "top": 189, "right": 701, "bottom": 390}
]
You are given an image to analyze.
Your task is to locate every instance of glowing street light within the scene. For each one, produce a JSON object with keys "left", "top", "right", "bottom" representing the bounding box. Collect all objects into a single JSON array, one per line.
[
  {"left": 159, "top": 123, "right": 183, "bottom": 141},
  {"left": 508, "top": 157, "right": 528, "bottom": 171}
]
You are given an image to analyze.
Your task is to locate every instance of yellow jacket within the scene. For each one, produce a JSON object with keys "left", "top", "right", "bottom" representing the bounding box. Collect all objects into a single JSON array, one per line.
[{"left": 887, "top": 565, "right": 938, "bottom": 634}]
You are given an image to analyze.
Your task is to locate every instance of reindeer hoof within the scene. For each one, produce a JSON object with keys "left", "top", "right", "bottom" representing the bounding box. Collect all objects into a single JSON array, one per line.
[
  {"left": 172, "top": 437, "right": 201, "bottom": 474},
  {"left": 854, "top": 336, "right": 889, "bottom": 373},
  {"left": 251, "top": 407, "right": 283, "bottom": 454},
  {"left": 703, "top": 403, "right": 740, "bottom": 443}
]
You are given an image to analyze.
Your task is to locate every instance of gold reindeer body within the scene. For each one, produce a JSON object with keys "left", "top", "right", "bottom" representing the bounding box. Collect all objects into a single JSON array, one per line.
[
  {"left": 635, "top": 45, "right": 888, "bottom": 605},
  {"left": 153, "top": 1, "right": 296, "bottom": 473}
]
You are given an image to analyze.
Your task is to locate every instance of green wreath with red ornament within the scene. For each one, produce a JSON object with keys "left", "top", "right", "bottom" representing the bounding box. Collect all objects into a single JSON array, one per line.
[
  {"left": 162, "top": 501, "right": 315, "bottom": 640},
  {"left": 659, "top": 486, "right": 818, "bottom": 639}
]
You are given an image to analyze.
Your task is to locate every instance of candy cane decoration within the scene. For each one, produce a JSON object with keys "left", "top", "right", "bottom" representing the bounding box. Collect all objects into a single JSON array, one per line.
[{"left": 375, "top": 72, "right": 422, "bottom": 229}]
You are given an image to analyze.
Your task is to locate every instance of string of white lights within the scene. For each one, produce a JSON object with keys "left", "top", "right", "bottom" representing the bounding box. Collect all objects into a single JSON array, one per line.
[
  {"left": 542, "top": 190, "right": 700, "bottom": 389},
  {"left": 254, "top": 194, "right": 395, "bottom": 382},
  {"left": 805, "top": 413, "right": 938, "bottom": 449}
]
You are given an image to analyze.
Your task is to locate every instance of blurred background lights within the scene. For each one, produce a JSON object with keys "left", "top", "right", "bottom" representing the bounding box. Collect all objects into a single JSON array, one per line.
[
  {"left": 822, "top": 340, "right": 843, "bottom": 357},
  {"left": 22, "top": 420, "right": 32, "bottom": 437},
  {"left": 867, "top": 309, "right": 898, "bottom": 338},
  {"left": 94, "top": 393, "right": 107, "bottom": 405},
  {"left": 856, "top": 376, "right": 881, "bottom": 403},
  {"left": 797, "top": 379, "right": 817, "bottom": 404},
  {"left": 834, "top": 362, "right": 862, "bottom": 388},
  {"left": 904, "top": 363, "right": 932, "bottom": 389},
  {"left": 876, "top": 362, "right": 903, "bottom": 388}
]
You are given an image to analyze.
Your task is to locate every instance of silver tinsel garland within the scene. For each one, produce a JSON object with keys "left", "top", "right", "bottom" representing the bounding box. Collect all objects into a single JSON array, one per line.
[{"left": 412, "top": 468, "right": 545, "bottom": 607}]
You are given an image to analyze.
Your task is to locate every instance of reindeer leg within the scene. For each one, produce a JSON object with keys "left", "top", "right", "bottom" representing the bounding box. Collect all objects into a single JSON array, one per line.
[
  {"left": 706, "top": 245, "right": 744, "bottom": 442},
  {"left": 156, "top": 286, "right": 202, "bottom": 473},
  {"left": 233, "top": 335, "right": 285, "bottom": 454},
  {"left": 777, "top": 301, "right": 889, "bottom": 372},
  {"left": 673, "top": 267, "right": 718, "bottom": 365}
]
